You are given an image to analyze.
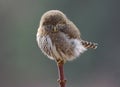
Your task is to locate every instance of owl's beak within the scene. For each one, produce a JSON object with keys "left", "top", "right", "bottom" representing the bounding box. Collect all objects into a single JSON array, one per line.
[{"left": 53, "top": 26, "right": 58, "bottom": 32}]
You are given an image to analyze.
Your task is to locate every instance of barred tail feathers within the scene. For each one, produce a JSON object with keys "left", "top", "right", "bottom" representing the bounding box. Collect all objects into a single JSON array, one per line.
[{"left": 81, "top": 40, "right": 98, "bottom": 49}]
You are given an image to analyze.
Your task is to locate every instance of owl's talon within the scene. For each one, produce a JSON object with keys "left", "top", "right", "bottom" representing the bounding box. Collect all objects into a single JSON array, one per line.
[{"left": 56, "top": 59, "right": 64, "bottom": 66}]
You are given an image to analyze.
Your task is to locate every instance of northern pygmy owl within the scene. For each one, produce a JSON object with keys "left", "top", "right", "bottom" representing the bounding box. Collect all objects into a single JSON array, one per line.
[{"left": 36, "top": 10, "right": 97, "bottom": 63}]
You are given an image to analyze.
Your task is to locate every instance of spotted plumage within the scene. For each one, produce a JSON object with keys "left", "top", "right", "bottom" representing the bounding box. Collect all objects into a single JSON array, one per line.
[{"left": 36, "top": 10, "right": 97, "bottom": 62}]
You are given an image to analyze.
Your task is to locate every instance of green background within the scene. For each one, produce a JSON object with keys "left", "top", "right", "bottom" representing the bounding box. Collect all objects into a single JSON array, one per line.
[{"left": 0, "top": 0, "right": 120, "bottom": 87}]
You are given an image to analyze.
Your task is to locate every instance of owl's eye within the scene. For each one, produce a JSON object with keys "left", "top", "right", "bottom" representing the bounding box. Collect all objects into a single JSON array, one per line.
[
  {"left": 44, "top": 25, "right": 54, "bottom": 31},
  {"left": 46, "top": 25, "right": 52, "bottom": 29},
  {"left": 56, "top": 24, "right": 66, "bottom": 30}
]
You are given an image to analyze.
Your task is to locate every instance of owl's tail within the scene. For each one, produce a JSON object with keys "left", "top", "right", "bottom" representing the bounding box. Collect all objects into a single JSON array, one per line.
[{"left": 81, "top": 40, "right": 98, "bottom": 49}]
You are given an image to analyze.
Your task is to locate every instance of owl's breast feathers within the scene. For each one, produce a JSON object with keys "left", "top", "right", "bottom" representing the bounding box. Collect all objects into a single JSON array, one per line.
[{"left": 37, "top": 25, "right": 86, "bottom": 62}]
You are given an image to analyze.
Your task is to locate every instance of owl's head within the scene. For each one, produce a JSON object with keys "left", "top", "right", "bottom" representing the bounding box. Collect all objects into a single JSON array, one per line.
[{"left": 40, "top": 10, "right": 68, "bottom": 26}]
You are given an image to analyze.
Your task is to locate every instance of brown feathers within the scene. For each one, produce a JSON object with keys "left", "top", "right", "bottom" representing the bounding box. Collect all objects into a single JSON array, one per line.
[
  {"left": 81, "top": 40, "right": 98, "bottom": 49},
  {"left": 37, "top": 10, "right": 98, "bottom": 62}
]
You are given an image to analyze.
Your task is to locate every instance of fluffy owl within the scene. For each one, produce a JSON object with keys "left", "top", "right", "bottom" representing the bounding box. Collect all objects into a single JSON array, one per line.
[{"left": 36, "top": 10, "right": 97, "bottom": 63}]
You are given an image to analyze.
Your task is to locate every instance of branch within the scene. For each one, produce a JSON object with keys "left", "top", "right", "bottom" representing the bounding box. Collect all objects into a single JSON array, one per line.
[{"left": 56, "top": 59, "right": 66, "bottom": 87}]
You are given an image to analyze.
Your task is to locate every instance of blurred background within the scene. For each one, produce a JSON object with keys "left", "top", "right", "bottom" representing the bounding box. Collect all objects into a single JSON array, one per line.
[{"left": 0, "top": 0, "right": 120, "bottom": 87}]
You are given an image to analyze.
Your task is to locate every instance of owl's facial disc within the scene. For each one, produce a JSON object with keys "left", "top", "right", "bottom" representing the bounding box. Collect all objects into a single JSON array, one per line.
[
  {"left": 40, "top": 10, "right": 68, "bottom": 33},
  {"left": 44, "top": 24, "right": 58, "bottom": 33}
]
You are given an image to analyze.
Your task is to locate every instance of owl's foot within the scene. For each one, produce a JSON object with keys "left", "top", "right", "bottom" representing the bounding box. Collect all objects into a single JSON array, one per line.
[{"left": 56, "top": 59, "right": 64, "bottom": 66}]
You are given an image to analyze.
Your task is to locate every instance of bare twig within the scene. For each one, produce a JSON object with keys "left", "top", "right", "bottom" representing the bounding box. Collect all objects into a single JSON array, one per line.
[{"left": 56, "top": 60, "right": 66, "bottom": 87}]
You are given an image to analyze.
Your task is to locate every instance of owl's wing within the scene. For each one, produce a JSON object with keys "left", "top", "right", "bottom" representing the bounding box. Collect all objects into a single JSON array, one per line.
[{"left": 58, "top": 21, "right": 81, "bottom": 39}]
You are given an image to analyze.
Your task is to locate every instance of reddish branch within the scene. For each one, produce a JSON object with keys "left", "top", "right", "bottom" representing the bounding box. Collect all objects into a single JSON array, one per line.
[{"left": 57, "top": 60, "right": 66, "bottom": 87}]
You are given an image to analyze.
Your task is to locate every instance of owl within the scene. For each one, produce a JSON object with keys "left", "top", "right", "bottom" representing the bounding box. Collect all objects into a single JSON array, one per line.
[{"left": 36, "top": 10, "right": 97, "bottom": 63}]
